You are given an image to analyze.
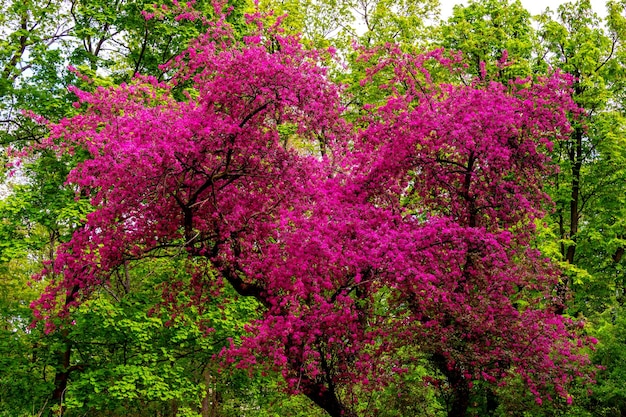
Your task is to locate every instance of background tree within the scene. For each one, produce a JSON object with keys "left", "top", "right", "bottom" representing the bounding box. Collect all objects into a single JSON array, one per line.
[
  {"left": 535, "top": 0, "right": 626, "bottom": 313},
  {"left": 534, "top": 1, "right": 626, "bottom": 415},
  {"left": 437, "top": 0, "right": 535, "bottom": 80}
]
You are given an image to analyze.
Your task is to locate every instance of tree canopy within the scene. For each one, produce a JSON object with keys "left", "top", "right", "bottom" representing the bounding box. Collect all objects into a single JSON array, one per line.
[
  {"left": 2, "top": 1, "right": 626, "bottom": 417},
  {"left": 20, "top": 8, "right": 598, "bottom": 417}
]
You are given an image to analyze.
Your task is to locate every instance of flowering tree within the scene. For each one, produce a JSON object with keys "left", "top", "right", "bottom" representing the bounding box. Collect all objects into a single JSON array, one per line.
[
  {"left": 354, "top": 49, "right": 594, "bottom": 416},
  {"left": 29, "top": 13, "right": 594, "bottom": 417}
]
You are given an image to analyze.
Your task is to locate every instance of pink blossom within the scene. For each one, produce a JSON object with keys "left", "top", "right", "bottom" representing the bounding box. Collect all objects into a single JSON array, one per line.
[{"left": 27, "top": 12, "right": 592, "bottom": 415}]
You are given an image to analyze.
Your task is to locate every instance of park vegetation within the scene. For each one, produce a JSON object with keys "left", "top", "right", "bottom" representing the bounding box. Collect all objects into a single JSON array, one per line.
[{"left": 1, "top": 0, "right": 626, "bottom": 416}]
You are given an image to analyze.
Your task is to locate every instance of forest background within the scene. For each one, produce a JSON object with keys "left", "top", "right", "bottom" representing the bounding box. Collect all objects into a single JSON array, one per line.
[{"left": 1, "top": 0, "right": 626, "bottom": 416}]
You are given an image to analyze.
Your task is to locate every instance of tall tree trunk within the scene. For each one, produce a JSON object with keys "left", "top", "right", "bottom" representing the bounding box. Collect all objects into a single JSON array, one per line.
[
  {"left": 447, "top": 383, "right": 470, "bottom": 417},
  {"left": 302, "top": 348, "right": 355, "bottom": 417},
  {"left": 50, "top": 338, "right": 72, "bottom": 413},
  {"left": 556, "top": 125, "right": 583, "bottom": 314},
  {"left": 433, "top": 354, "right": 471, "bottom": 417},
  {"left": 201, "top": 369, "right": 219, "bottom": 417},
  {"left": 50, "top": 285, "right": 80, "bottom": 415},
  {"left": 485, "top": 387, "right": 498, "bottom": 415},
  {"left": 565, "top": 126, "right": 583, "bottom": 265},
  {"left": 304, "top": 387, "right": 356, "bottom": 417}
]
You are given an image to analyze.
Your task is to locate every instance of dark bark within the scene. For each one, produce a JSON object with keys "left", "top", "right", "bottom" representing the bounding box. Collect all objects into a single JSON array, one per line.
[
  {"left": 304, "top": 384, "right": 355, "bottom": 417},
  {"left": 50, "top": 285, "right": 80, "bottom": 415},
  {"left": 565, "top": 126, "right": 583, "bottom": 265},
  {"left": 485, "top": 387, "right": 499, "bottom": 415},
  {"left": 446, "top": 378, "right": 470, "bottom": 417},
  {"left": 297, "top": 344, "right": 354, "bottom": 417},
  {"left": 201, "top": 369, "right": 219, "bottom": 417},
  {"left": 1, "top": 12, "right": 29, "bottom": 82},
  {"left": 613, "top": 246, "right": 624, "bottom": 264},
  {"left": 555, "top": 125, "right": 584, "bottom": 314},
  {"left": 50, "top": 340, "right": 72, "bottom": 411},
  {"left": 463, "top": 152, "right": 477, "bottom": 228},
  {"left": 433, "top": 353, "right": 471, "bottom": 417}
]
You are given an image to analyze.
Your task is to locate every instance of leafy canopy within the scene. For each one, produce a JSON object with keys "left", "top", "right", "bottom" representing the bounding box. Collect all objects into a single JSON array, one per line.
[{"left": 28, "top": 8, "right": 595, "bottom": 417}]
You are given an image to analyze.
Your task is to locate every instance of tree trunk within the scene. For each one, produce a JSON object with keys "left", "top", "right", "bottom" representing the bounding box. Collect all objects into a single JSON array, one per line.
[
  {"left": 50, "top": 337, "right": 72, "bottom": 415},
  {"left": 449, "top": 388, "right": 470, "bottom": 417},
  {"left": 556, "top": 125, "right": 584, "bottom": 314},
  {"left": 433, "top": 353, "right": 471, "bottom": 417},
  {"left": 565, "top": 126, "right": 583, "bottom": 265},
  {"left": 50, "top": 285, "right": 80, "bottom": 415},
  {"left": 304, "top": 387, "right": 356, "bottom": 417},
  {"left": 201, "top": 369, "right": 219, "bottom": 417}
]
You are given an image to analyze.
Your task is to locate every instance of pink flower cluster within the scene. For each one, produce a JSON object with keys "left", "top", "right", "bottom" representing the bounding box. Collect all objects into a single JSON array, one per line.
[{"left": 30, "top": 13, "right": 593, "bottom": 409}]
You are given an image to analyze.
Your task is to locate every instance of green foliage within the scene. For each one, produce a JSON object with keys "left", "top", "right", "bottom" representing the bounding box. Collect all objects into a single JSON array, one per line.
[
  {"left": 438, "top": 0, "right": 535, "bottom": 79},
  {"left": 0, "top": 228, "right": 55, "bottom": 417},
  {"left": 363, "top": 359, "right": 444, "bottom": 417},
  {"left": 3, "top": 0, "right": 626, "bottom": 416},
  {"left": 589, "top": 309, "right": 626, "bottom": 416},
  {"left": 259, "top": 0, "right": 437, "bottom": 50},
  {"left": 536, "top": 0, "right": 626, "bottom": 315}
]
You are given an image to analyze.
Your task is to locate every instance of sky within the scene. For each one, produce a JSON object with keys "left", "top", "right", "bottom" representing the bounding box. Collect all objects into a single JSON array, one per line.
[{"left": 439, "top": 0, "right": 609, "bottom": 19}]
